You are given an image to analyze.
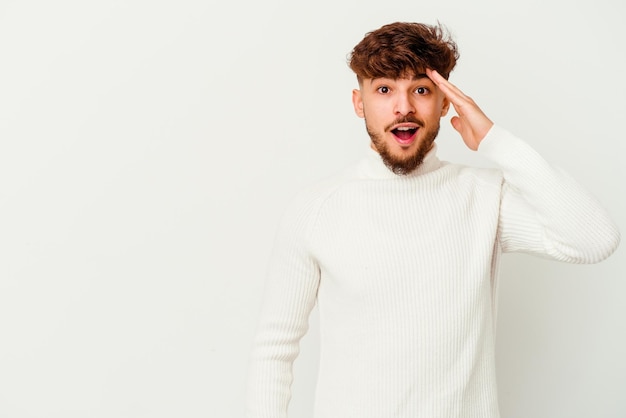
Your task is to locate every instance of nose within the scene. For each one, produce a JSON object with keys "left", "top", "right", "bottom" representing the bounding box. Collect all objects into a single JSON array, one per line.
[{"left": 394, "top": 92, "right": 415, "bottom": 116}]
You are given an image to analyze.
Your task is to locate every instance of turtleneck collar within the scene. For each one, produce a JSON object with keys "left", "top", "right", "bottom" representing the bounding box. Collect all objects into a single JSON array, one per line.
[{"left": 357, "top": 143, "right": 442, "bottom": 180}]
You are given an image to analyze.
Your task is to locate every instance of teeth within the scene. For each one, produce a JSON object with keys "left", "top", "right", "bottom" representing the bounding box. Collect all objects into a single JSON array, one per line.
[{"left": 397, "top": 127, "right": 414, "bottom": 131}]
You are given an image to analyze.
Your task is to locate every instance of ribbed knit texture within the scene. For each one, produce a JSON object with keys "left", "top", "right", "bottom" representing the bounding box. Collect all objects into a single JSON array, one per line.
[{"left": 246, "top": 125, "right": 620, "bottom": 418}]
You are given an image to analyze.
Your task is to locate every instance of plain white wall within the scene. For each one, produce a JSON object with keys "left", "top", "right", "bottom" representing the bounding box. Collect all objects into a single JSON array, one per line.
[{"left": 0, "top": 0, "right": 623, "bottom": 417}]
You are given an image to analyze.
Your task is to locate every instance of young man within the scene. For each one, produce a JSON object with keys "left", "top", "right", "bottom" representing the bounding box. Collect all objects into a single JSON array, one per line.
[{"left": 246, "top": 22, "right": 620, "bottom": 418}]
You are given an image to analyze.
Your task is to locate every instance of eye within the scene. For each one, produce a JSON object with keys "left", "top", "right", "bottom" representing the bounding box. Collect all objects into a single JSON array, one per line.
[
  {"left": 377, "top": 86, "right": 390, "bottom": 94},
  {"left": 415, "top": 86, "right": 430, "bottom": 95}
]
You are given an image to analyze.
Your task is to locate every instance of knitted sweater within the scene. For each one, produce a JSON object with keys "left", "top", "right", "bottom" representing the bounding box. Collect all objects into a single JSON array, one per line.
[{"left": 246, "top": 125, "right": 620, "bottom": 418}]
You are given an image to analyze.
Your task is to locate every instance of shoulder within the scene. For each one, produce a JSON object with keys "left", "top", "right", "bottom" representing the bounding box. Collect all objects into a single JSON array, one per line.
[{"left": 279, "top": 162, "right": 362, "bottom": 233}]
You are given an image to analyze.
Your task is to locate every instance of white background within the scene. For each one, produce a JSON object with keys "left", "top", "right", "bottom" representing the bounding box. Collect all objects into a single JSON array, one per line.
[{"left": 0, "top": 0, "right": 624, "bottom": 417}]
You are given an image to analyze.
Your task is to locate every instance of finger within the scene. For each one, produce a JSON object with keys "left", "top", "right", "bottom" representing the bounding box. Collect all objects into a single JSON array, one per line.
[
  {"left": 450, "top": 115, "right": 462, "bottom": 133},
  {"left": 426, "top": 69, "right": 471, "bottom": 106},
  {"left": 425, "top": 69, "right": 456, "bottom": 94}
]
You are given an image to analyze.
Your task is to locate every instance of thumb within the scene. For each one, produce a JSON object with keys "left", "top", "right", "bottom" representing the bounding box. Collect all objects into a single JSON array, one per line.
[{"left": 450, "top": 116, "right": 462, "bottom": 133}]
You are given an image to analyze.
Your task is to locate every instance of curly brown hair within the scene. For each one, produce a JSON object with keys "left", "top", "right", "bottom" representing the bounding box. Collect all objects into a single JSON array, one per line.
[{"left": 348, "top": 22, "right": 459, "bottom": 83}]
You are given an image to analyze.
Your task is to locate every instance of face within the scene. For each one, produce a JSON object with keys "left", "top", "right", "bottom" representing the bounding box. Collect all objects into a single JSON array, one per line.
[{"left": 352, "top": 74, "right": 450, "bottom": 175}]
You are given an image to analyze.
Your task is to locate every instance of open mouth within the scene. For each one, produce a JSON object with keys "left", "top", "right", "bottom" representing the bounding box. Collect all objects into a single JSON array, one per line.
[{"left": 391, "top": 126, "right": 418, "bottom": 145}]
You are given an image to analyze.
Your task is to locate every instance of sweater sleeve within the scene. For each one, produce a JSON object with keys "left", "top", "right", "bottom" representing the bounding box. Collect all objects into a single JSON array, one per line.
[
  {"left": 246, "top": 192, "right": 322, "bottom": 418},
  {"left": 478, "top": 125, "right": 620, "bottom": 263}
]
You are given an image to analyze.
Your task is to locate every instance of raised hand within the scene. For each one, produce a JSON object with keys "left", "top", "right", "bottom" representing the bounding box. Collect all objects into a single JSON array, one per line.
[{"left": 426, "top": 69, "right": 494, "bottom": 151}]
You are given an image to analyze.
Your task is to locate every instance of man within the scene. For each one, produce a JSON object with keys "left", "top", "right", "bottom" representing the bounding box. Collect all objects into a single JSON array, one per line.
[{"left": 246, "top": 22, "right": 620, "bottom": 418}]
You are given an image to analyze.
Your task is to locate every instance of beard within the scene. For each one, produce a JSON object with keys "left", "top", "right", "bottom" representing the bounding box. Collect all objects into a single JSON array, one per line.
[{"left": 366, "top": 115, "right": 440, "bottom": 175}]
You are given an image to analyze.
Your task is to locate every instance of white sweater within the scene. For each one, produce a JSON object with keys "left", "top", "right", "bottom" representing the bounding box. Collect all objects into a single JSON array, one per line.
[{"left": 246, "top": 125, "right": 620, "bottom": 418}]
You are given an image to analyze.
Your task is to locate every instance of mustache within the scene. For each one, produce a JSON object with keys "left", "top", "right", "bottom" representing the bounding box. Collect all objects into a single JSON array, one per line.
[{"left": 385, "top": 116, "right": 425, "bottom": 132}]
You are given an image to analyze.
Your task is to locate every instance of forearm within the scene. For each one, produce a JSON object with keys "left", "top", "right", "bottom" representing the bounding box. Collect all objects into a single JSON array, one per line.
[
  {"left": 246, "top": 278, "right": 318, "bottom": 418},
  {"left": 479, "top": 125, "right": 620, "bottom": 262}
]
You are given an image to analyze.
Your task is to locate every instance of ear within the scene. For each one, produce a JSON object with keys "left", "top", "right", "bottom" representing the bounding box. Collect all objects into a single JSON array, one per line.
[
  {"left": 352, "top": 89, "right": 365, "bottom": 118},
  {"left": 441, "top": 97, "right": 450, "bottom": 117}
]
